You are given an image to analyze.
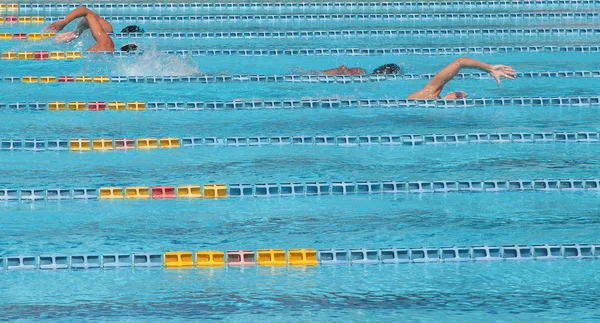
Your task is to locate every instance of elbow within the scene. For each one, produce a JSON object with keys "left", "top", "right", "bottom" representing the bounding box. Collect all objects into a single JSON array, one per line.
[
  {"left": 455, "top": 57, "right": 470, "bottom": 67},
  {"left": 78, "top": 6, "right": 93, "bottom": 15},
  {"left": 77, "top": 6, "right": 92, "bottom": 15}
]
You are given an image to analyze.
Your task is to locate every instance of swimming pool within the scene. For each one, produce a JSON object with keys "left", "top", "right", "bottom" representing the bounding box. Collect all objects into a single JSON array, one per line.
[{"left": 1, "top": 0, "right": 599, "bottom": 321}]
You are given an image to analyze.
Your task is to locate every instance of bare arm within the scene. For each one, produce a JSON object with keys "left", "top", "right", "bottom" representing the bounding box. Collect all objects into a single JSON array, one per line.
[
  {"left": 46, "top": 6, "right": 94, "bottom": 32},
  {"left": 74, "top": 16, "right": 113, "bottom": 35},
  {"left": 85, "top": 13, "right": 114, "bottom": 52},
  {"left": 407, "top": 57, "right": 516, "bottom": 99},
  {"left": 321, "top": 65, "right": 349, "bottom": 75},
  {"left": 320, "top": 65, "right": 366, "bottom": 75},
  {"left": 48, "top": 6, "right": 113, "bottom": 36}
]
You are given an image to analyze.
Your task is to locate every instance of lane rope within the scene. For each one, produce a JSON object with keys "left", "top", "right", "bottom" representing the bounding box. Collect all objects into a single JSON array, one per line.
[
  {"left": 2, "top": 71, "right": 600, "bottom": 83},
  {"left": 1, "top": 131, "right": 598, "bottom": 152},
  {"left": 1, "top": 96, "right": 600, "bottom": 112},
  {"left": 1, "top": 178, "right": 599, "bottom": 201},
  {"left": 4, "top": 28, "right": 600, "bottom": 41},
  {"left": 12, "top": 0, "right": 600, "bottom": 13},
  {"left": 7, "top": 12, "right": 600, "bottom": 24},
  {"left": 1, "top": 243, "right": 598, "bottom": 269},
  {"left": 4, "top": 45, "right": 600, "bottom": 58}
]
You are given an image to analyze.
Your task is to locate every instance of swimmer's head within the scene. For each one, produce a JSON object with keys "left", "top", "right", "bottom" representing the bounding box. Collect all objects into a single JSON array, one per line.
[
  {"left": 121, "top": 25, "right": 145, "bottom": 33},
  {"left": 372, "top": 63, "right": 404, "bottom": 75},
  {"left": 120, "top": 43, "right": 138, "bottom": 52}
]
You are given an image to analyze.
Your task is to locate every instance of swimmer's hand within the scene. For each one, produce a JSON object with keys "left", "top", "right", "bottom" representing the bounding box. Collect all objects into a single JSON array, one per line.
[
  {"left": 54, "top": 32, "right": 79, "bottom": 42},
  {"left": 489, "top": 65, "right": 517, "bottom": 85},
  {"left": 46, "top": 19, "right": 67, "bottom": 32}
]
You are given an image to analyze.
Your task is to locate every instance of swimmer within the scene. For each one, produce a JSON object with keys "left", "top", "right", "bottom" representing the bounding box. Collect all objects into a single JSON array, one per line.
[
  {"left": 45, "top": 6, "right": 142, "bottom": 52},
  {"left": 406, "top": 57, "right": 516, "bottom": 100},
  {"left": 320, "top": 63, "right": 403, "bottom": 75}
]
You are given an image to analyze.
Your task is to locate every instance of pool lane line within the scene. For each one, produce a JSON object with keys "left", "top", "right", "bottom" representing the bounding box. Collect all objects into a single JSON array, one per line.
[
  {"left": 1, "top": 96, "right": 600, "bottom": 111},
  {"left": 10, "top": 0, "right": 600, "bottom": 13},
  {"left": 6, "top": 12, "right": 600, "bottom": 24},
  {"left": 5, "top": 28, "right": 600, "bottom": 41},
  {"left": 3, "top": 70, "right": 600, "bottom": 84},
  {"left": 1, "top": 178, "right": 599, "bottom": 201},
  {"left": 1, "top": 50, "right": 79, "bottom": 60},
  {"left": 0, "top": 16, "right": 45, "bottom": 24},
  {"left": 0, "top": 32, "right": 54, "bottom": 40},
  {"left": 1, "top": 244, "right": 598, "bottom": 269},
  {"left": 1, "top": 131, "right": 599, "bottom": 152},
  {"left": 4, "top": 45, "right": 600, "bottom": 58}
]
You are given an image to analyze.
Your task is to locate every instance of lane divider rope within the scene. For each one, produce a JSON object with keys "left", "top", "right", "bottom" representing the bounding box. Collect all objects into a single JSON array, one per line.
[
  {"left": 4, "top": 28, "right": 600, "bottom": 41},
  {"left": 11, "top": 0, "right": 600, "bottom": 13},
  {"left": 1, "top": 243, "right": 598, "bottom": 270},
  {"left": 112, "top": 27, "right": 600, "bottom": 38},
  {"left": 2, "top": 71, "right": 600, "bottom": 83},
  {"left": 8, "top": 12, "right": 600, "bottom": 24},
  {"left": 1, "top": 178, "right": 599, "bottom": 201},
  {"left": 1, "top": 96, "right": 600, "bottom": 111},
  {"left": 4, "top": 45, "right": 600, "bottom": 58},
  {"left": 0, "top": 16, "right": 45, "bottom": 24},
  {"left": 0, "top": 32, "right": 54, "bottom": 40},
  {"left": 2, "top": 50, "right": 79, "bottom": 60},
  {"left": 1, "top": 131, "right": 598, "bottom": 152}
]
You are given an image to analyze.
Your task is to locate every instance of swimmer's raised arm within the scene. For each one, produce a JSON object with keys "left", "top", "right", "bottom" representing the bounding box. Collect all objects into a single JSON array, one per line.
[
  {"left": 47, "top": 6, "right": 112, "bottom": 34},
  {"left": 72, "top": 15, "right": 113, "bottom": 36},
  {"left": 407, "top": 57, "right": 516, "bottom": 100},
  {"left": 85, "top": 13, "right": 114, "bottom": 52},
  {"left": 47, "top": 6, "right": 94, "bottom": 32}
]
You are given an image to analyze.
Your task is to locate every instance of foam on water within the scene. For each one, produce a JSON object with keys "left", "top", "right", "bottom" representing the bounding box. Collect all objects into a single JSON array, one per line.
[{"left": 112, "top": 44, "right": 201, "bottom": 76}]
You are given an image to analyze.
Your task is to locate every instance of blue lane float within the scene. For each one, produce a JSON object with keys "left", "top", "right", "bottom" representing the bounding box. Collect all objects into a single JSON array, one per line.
[
  {"left": 102, "top": 254, "right": 132, "bottom": 268},
  {"left": 70, "top": 255, "right": 102, "bottom": 269},
  {"left": 39, "top": 255, "right": 69, "bottom": 270},
  {"left": 133, "top": 253, "right": 163, "bottom": 267}
]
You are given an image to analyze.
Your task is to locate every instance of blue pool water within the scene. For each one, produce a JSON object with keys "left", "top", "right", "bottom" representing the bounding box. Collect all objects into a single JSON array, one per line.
[
  {"left": 1, "top": 0, "right": 600, "bottom": 321},
  {"left": 2, "top": 261, "right": 600, "bottom": 322}
]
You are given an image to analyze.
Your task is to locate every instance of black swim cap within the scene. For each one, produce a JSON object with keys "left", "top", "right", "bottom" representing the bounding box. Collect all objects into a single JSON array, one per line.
[
  {"left": 372, "top": 63, "right": 404, "bottom": 75},
  {"left": 120, "top": 43, "right": 138, "bottom": 52},
  {"left": 121, "top": 25, "right": 145, "bottom": 33}
]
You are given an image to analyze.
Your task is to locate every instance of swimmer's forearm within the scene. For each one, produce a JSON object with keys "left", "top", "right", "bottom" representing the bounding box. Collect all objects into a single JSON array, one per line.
[
  {"left": 457, "top": 57, "right": 493, "bottom": 73},
  {"left": 62, "top": 6, "right": 94, "bottom": 25}
]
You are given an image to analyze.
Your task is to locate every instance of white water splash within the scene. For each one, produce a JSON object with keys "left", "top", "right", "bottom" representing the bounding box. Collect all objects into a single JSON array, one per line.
[{"left": 112, "top": 44, "right": 201, "bottom": 76}]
